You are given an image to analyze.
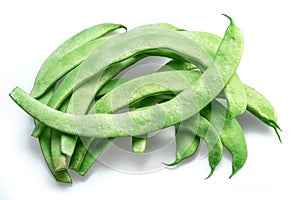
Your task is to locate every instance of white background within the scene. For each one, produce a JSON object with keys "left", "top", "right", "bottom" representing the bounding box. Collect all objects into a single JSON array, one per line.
[{"left": 1, "top": 0, "right": 299, "bottom": 199}]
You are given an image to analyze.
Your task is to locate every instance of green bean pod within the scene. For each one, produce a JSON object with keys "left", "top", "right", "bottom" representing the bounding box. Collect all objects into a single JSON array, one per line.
[
  {"left": 31, "top": 23, "right": 126, "bottom": 98},
  {"left": 10, "top": 16, "right": 243, "bottom": 139},
  {"left": 60, "top": 56, "right": 146, "bottom": 158},
  {"left": 76, "top": 138, "right": 111, "bottom": 176},
  {"left": 178, "top": 31, "right": 247, "bottom": 117},
  {"left": 164, "top": 127, "right": 200, "bottom": 167},
  {"left": 39, "top": 128, "right": 72, "bottom": 183},
  {"left": 201, "top": 101, "right": 247, "bottom": 178},
  {"left": 178, "top": 114, "right": 223, "bottom": 178},
  {"left": 61, "top": 23, "right": 187, "bottom": 159},
  {"left": 51, "top": 97, "right": 70, "bottom": 171},
  {"left": 245, "top": 86, "right": 281, "bottom": 142},
  {"left": 9, "top": 17, "right": 282, "bottom": 184}
]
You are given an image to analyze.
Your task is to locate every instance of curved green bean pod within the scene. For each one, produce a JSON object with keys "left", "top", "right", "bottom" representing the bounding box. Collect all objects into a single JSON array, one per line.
[
  {"left": 10, "top": 16, "right": 243, "bottom": 139},
  {"left": 39, "top": 128, "right": 72, "bottom": 183},
  {"left": 245, "top": 86, "right": 281, "bottom": 140},
  {"left": 51, "top": 97, "right": 70, "bottom": 171},
  {"left": 31, "top": 23, "right": 126, "bottom": 98},
  {"left": 179, "top": 31, "right": 247, "bottom": 117},
  {"left": 201, "top": 101, "right": 247, "bottom": 178},
  {"left": 180, "top": 114, "right": 222, "bottom": 178},
  {"left": 164, "top": 127, "right": 200, "bottom": 167},
  {"left": 31, "top": 26, "right": 213, "bottom": 137}
]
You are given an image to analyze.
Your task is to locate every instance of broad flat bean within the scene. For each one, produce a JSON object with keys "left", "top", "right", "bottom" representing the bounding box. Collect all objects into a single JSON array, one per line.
[
  {"left": 31, "top": 23, "right": 126, "bottom": 98},
  {"left": 201, "top": 101, "right": 247, "bottom": 178},
  {"left": 10, "top": 16, "right": 243, "bottom": 140},
  {"left": 179, "top": 31, "right": 247, "bottom": 117}
]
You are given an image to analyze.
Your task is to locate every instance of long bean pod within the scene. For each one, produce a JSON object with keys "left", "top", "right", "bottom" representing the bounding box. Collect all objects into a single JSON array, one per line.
[
  {"left": 31, "top": 23, "right": 126, "bottom": 98},
  {"left": 10, "top": 16, "right": 243, "bottom": 139},
  {"left": 10, "top": 17, "right": 281, "bottom": 183}
]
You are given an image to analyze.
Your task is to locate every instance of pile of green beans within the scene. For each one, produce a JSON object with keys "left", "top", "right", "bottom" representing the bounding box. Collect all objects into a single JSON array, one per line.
[{"left": 9, "top": 15, "right": 281, "bottom": 184}]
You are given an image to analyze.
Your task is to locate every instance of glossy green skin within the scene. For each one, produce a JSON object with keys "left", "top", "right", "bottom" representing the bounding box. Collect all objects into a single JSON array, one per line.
[
  {"left": 10, "top": 17, "right": 243, "bottom": 139},
  {"left": 31, "top": 23, "right": 126, "bottom": 98}
]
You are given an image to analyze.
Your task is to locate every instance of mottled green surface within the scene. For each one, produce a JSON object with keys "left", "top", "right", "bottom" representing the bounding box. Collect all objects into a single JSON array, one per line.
[
  {"left": 31, "top": 23, "right": 126, "bottom": 98},
  {"left": 10, "top": 16, "right": 281, "bottom": 183}
]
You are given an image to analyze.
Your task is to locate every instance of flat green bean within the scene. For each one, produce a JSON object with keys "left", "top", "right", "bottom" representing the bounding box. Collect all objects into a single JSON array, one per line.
[
  {"left": 77, "top": 96, "right": 167, "bottom": 175},
  {"left": 164, "top": 126, "right": 200, "bottom": 167},
  {"left": 60, "top": 56, "right": 145, "bottom": 158},
  {"left": 76, "top": 138, "right": 111, "bottom": 176},
  {"left": 9, "top": 17, "right": 282, "bottom": 183},
  {"left": 71, "top": 70, "right": 200, "bottom": 170},
  {"left": 39, "top": 128, "right": 72, "bottom": 183},
  {"left": 62, "top": 23, "right": 187, "bottom": 161},
  {"left": 10, "top": 16, "right": 243, "bottom": 140},
  {"left": 179, "top": 31, "right": 247, "bottom": 117},
  {"left": 51, "top": 97, "right": 70, "bottom": 171},
  {"left": 245, "top": 86, "right": 281, "bottom": 142},
  {"left": 37, "top": 89, "right": 72, "bottom": 182},
  {"left": 33, "top": 25, "right": 217, "bottom": 166},
  {"left": 31, "top": 23, "right": 126, "bottom": 98},
  {"left": 171, "top": 114, "right": 223, "bottom": 178},
  {"left": 32, "top": 26, "right": 214, "bottom": 138},
  {"left": 32, "top": 25, "right": 126, "bottom": 138},
  {"left": 97, "top": 70, "right": 281, "bottom": 140},
  {"left": 201, "top": 101, "right": 247, "bottom": 178}
]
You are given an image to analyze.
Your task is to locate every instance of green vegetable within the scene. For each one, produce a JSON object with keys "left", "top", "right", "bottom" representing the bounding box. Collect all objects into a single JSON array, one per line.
[
  {"left": 31, "top": 23, "right": 126, "bottom": 98},
  {"left": 39, "top": 128, "right": 72, "bottom": 183},
  {"left": 201, "top": 101, "right": 247, "bottom": 178},
  {"left": 10, "top": 16, "right": 243, "bottom": 138},
  {"left": 51, "top": 97, "right": 70, "bottom": 171},
  {"left": 9, "top": 15, "right": 281, "bottom": 183},
  {"left": 245, "top": 86, "right": 281, "bottom": 142}
]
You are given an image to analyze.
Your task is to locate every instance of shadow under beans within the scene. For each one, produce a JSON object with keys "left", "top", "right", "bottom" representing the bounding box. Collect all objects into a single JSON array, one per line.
[{"left": 236, "top": 110, "right": 275, "bottom": 137}]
